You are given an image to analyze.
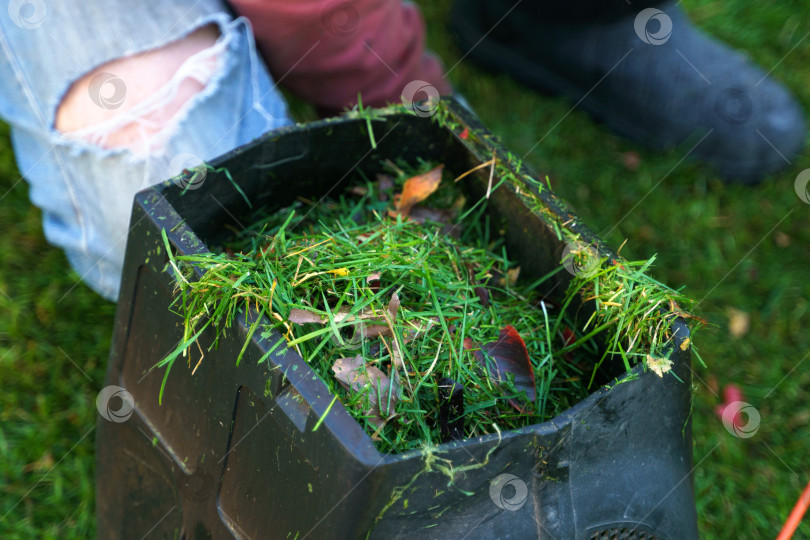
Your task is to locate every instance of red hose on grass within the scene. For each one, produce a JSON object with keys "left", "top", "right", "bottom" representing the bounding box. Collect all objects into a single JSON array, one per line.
[{"left": 776, "top": 479, "right": 810, "bottom": 540}]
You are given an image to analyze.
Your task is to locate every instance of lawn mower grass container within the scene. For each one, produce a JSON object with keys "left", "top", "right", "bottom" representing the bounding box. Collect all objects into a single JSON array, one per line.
[{"left": 96, "top": 99, "right": 698, "bottom": 539}]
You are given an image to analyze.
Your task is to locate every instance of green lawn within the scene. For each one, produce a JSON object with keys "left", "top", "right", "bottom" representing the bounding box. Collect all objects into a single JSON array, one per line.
[{"left": 1, "top": 0, "right": 809, "bottom": 538}]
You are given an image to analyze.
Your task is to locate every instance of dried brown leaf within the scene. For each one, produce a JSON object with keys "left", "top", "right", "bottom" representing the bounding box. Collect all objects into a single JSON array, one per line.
[
  {"left": 389, "top": 165, "right": 444, "bottom": 218},
  {"left": 366, "top": 272, "right": 381, "bottom": 292},
  {"left": 332, "top": 355, "right": 399, "bottom": 426},
  {"left": 350, "top": 292, "right": 400, "bottom": 341},
  {"left": 357, "top": 325, "right": 389, "bottom": 340},
  {"left": 474, "top": 286, "right": 490, "bottom": 307},
  {"left": 288, "top": 306, "right": 383, "bottom": 326},
  {"left": 506, "top": 266, "right": 521, "bottom": 286},
  {"left": 387, "top": 292, "right": 400, "bottom": 322},
  {"left": 774, "top": 231, "right": 791, "bottom": 247},
  {"left": 408, "top": 206, "right": 455, "bottom": 225},
  {"left": 402, "top": 317, "right": 439, "bottom": 344},
  {"left": 376, "top": 174, "right": 395, "bottom": 201},
  {"left": 727, "top": 307, "right": 750, "bottom": 338},
  {"left": 287, "top": 308, "right": 326, "bottom": 325}
]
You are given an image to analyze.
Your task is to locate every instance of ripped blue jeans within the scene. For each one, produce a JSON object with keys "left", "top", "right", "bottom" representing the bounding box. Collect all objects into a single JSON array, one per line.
[{"left": 0, "top": 0, "right": 292, "bottom": 300}]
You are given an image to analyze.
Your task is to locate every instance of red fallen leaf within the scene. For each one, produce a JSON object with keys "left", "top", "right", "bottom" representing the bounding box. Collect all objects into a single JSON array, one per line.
[
  {"left": 464, "top": 325, "right": 535, "bottom": 413},
  {"left": 388, "top": 165, "right": 444, "bottom": 218},
  {"left": 332, "top": 355, "right": 399, "bottom": 428},
  {"left": 723, "top": 384, "right": 744, "bottom": 403},
  {"left": 561, "top": 327, "right": 576, "bottom": 347},
  {"left": 714, "top": 384, "right": 746, "bottom": 429},
  {"left": 560, "top": 327, "right": 577, "bottom": 364}
]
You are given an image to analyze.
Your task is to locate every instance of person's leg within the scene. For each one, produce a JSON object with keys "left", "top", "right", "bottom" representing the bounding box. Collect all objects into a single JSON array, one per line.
[
  {"left": 513, "top": 0, "right": 667, "bottom": 24},
  {"left": 451, "top": 0, "right": 805, "bottom": 184},
  {"left": 0, "top": 1, "right": 291, "bottom": 301},
  {"left": 54, "top": 24, "right": 222, "bottom": 153}
]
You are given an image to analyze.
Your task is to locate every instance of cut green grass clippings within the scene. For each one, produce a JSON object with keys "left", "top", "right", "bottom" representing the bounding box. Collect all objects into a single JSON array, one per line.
[
  {"left": 159, "top": 163, "right": 703, "bottom": 454},
  {"left": 563, "top": 254, "right": 705, "bottom": 387}
]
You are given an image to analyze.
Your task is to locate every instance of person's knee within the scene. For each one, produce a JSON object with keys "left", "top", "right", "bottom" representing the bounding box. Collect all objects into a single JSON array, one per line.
[{"left": 54, "top": 24, "right": 221, "bottom": 154}]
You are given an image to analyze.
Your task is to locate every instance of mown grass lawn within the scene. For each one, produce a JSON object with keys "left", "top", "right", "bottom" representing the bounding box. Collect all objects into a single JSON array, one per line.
[{"left": 1, "top": 0, "right": 809, "bottom": 538}]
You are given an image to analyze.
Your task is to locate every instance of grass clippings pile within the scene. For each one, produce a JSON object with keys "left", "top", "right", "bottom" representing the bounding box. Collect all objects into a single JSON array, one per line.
[{"left": 160, "top": 162, "right": 699, "bottom": 453}]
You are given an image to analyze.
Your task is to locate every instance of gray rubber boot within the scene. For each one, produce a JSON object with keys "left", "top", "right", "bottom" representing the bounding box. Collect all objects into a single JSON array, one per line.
[{"left": 452, "top": 0, "right": 806, "bottom": 184}]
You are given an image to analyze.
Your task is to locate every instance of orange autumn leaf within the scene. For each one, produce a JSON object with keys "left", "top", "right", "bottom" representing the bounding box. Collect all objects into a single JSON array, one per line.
[{"left": 389, "top": 165, "right": 444, "bottom": 218}]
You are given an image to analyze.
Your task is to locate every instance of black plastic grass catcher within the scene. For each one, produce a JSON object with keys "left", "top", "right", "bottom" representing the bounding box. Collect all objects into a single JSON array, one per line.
[{"left": 96, "top": 99, "right": 699, "bottom": 539}]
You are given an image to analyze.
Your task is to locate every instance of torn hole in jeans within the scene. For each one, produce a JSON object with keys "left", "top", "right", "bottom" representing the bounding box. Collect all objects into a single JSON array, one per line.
[{"left": 57, "top": 27, "right": 227, "bottom": 158}]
